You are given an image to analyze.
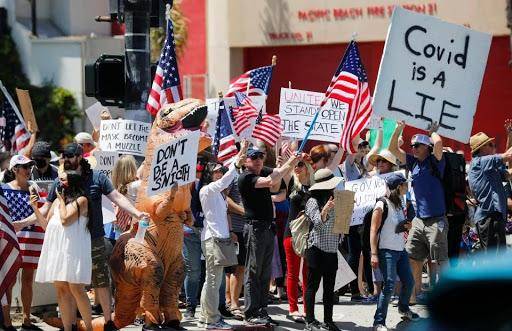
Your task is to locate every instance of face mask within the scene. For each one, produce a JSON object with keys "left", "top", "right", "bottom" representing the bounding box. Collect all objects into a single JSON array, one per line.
[{"left": 34, "top": 159, "right": 48, "bottom": 169}]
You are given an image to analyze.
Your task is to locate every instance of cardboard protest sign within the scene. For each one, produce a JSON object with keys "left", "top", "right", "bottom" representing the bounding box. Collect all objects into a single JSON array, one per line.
[
  {"left": 99, "top": 119, "right": 150, "bottom": 156},
  {"left": 206, "top": 96, "right": 265, "bottom": 139},
  {"left": 93, "top": 151, "right": 120, "bottom": 179},
  {"left": 15, "top": 88, "right": 38, "bottom": 132},
  {"left": 85, "top": 102, "right": 108, "bottom": 130},
  {"left": 345, "top": 174, "right": 388, "bottom": 226},
  {"left": 279, "top": 88, "right": 348, "bottom": 143},
  {"left": 372, "top": 7, "right": 491, "bottom": 143},
  {"left": 147, "top": 130, "right": 200, "bottom": 196},
  {"left": 333, "top": 190, "right": 356, "bottom": 234}
]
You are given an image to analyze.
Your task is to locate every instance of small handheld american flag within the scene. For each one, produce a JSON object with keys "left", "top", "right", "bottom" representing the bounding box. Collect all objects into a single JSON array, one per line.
[
  {"left": 0, "top": 88, "right": 31, "bottom": 155},
  {"left": 146, "top": 10, "right": 183, "bottom": 116},
  {"left": 213, "top": 99, "right": 238, "bottom": 166},
  {"left": 228, "top": 92, "right": 259, "bottom": 136},
  {"left": 251, "top": 107, "right": 282, "bottom": 147}
]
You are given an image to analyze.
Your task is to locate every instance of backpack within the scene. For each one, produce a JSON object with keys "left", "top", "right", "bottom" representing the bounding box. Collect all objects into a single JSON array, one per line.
[
  {"left": 412, "top": 152, "right": 466, "bottom": 216},
  {"left": 361, "top": 197, "right": 389, "bottom": 250}
]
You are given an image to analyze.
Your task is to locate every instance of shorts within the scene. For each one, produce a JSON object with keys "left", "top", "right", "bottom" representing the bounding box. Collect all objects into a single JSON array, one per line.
[
  {"left": 405, "top": 216, "right": 448, "bottom": 262},
  {"left": 91, "top": 237, "right": 111, "bottom": 288}
]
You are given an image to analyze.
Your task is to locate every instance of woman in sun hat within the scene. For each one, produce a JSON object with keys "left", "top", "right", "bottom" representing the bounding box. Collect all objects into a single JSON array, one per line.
[{"left": 304, "top": 169, "right": 342, "bottom": 331}]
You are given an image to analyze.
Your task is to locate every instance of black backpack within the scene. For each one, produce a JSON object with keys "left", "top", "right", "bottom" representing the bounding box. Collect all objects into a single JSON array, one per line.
[
  {"left": 412, "top": 152, "right": 466, "bottom": 216},
  {"left": 361, "top": 197, "right": 389, "bottom": 250}
]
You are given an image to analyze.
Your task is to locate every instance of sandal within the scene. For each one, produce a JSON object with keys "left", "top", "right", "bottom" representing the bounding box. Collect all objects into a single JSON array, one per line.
[
  {"left": 230, "top": 308, "right": 244, "bottom": 321},
  {"left": 287, "top": 312, "right": 305, "bottom": 324}
]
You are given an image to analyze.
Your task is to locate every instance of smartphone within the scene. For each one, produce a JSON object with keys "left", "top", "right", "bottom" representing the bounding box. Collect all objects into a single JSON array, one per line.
[{"left": 234, "top": 242, "right": 239, "bottom": 255}]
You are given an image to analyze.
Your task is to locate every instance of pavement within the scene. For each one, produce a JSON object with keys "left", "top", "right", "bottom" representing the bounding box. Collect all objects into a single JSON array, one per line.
[{"left": 9, "top": 295, "right": 429, "bottom": 331}]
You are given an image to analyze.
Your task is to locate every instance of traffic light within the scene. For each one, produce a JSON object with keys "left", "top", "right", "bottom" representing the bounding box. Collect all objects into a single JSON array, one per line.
[{"left": 85, "top": 55, "right": 125, "bottom": 107}]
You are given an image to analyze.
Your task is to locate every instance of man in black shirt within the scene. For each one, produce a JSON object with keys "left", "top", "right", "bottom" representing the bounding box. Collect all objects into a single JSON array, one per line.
[{"left": 238, "top": 146, "right": 301, "bottom": 325}]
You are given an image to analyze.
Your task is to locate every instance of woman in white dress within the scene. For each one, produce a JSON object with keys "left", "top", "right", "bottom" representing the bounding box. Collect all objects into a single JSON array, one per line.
[{"left": 34, "top": 170, "right": 92, "bottom": 331}]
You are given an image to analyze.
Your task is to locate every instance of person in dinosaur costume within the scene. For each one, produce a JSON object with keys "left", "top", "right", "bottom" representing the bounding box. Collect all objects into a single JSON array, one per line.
[{"left": 90, "top": 99, "right": 211, "bottom": 331}]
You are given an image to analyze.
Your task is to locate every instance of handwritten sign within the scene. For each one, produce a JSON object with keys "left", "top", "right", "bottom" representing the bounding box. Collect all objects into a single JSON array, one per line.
[
  {"left": 15, "top": 88, "right": 38, "bottom": 132},
  {"left": 93, "top": 151, "right": 120, "bottom": 179},
  {"left": 206, "top": 96, "right": 265, "bottom": 138},
  {"left": 333, "top": 190, "right": 355, "bottom": 234},
  {"left": 147, "top": 130, "right": 200, "bottom": 196},
  {"left": 99, "top": 119, "right": 150, "bottom": 156},
  {"left": 279, "top": 88, "right": 348, "bottom": 143},
  {"left": 372, "top": 7, "right": 491, "bottom": 143}
]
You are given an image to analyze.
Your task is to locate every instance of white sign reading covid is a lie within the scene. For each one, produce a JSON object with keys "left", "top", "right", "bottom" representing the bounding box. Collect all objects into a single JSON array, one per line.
[
  {"left": 279, "top": 88, "right": 348, "bottom": 143},
  {"left": 372, "top": 7, "right": 491, "bottom": 143}
]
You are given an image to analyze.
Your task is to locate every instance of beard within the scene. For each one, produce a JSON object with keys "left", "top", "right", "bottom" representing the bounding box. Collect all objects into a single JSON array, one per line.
[{"left": 64, "top": 159, "right": 79, "bottom": 170}]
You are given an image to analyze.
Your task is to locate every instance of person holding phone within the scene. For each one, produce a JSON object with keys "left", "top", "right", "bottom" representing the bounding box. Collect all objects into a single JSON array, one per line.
[
  {"left": 34, "top": 170, "right": 92, "bottom": 331},
  {"left": 0, "top": 155, "right": 43, "bottom": 331},
  {"left": 370, "top": 173, "right": 419, "bottom": 331}
]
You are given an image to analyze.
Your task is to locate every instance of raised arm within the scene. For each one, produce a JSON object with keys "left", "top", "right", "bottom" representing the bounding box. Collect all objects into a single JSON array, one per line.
[
  {"left": 327, "top": 145, "right": 345, "bottom": 173},
  {"left": 58, "top": 194, "right": 88, "bottom": 226},
  {"left": 428, "top": 122, "right": 443, "bottom": 161},
  {"left": 255, "top": 153, "right": 302, "bottom": 189},
  {"left": 389, "top": 121, "right": 407, "bottom": 164},
  {"left": 22, "top": 121, "right": 37, "bottom": 158}
]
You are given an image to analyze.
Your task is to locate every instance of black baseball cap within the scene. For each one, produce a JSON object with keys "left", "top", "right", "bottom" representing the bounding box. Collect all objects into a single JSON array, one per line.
[{"left": 62, "top": 142, "right": 83, "bottom": 157}]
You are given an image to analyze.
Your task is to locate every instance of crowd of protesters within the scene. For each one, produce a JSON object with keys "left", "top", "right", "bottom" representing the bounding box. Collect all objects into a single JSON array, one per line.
[{"left": 0, "top": 115, "right": 511, "bottom": 331}]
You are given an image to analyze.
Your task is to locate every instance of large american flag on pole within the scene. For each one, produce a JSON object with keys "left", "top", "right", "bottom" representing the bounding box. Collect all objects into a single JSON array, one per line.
[
  {"left": 146, "top": 15, "right": 182, "bottom": 116},
  {"left": 0, "top": 187, "right": 22, "bottom": 301},
  {"left": 224, "top": 65, "right": 273, "bottom": 97},
  {"left": 213, "top": 99, "right": 238, "bottom": 166},
  {"left": 321, "top": 41, "right": 373, "bottom": 154}
]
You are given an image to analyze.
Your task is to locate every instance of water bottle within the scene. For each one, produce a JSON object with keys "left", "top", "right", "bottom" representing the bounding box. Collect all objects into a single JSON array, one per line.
[{"left": 134, "top": 218, "right": 150, "bottom": 243}]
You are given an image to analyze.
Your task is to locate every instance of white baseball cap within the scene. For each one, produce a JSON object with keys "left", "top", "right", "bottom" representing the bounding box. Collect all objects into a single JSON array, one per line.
[
  {"left": 74, "top": 132, "right": 95, "bottom": 145},
  {"left": 9, "top": 154, "right": 35, "bottom": 170}
]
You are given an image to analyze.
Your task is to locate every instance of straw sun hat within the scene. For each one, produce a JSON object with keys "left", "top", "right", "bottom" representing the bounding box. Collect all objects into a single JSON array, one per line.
[
  {"left": 470, "top": 132, "right": 495, "bottom": 154},
  {"left": 309, "top": 169, "right": 342, "bottom": 191},
  {"left": 368, "top": 149, "right": 398, "bottom": 167}
]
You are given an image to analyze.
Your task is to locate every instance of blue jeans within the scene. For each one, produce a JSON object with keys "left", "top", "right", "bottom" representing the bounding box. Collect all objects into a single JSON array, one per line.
[
  {"left": 374, "top": 249, "right": 414, "bottom": 326},
  {"left": 183, "top": 227, "right": 202, "bottom": 308}
]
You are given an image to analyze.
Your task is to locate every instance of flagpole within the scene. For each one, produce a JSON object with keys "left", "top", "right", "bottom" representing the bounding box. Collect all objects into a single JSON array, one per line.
[{"left": 0, "top": 81, "right": 28, "bottom": 128}]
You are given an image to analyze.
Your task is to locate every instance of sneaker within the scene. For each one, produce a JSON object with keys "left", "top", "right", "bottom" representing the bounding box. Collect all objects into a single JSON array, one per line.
[
  {"left": 305, "top": 320, "right": 323, "bottom": 331},
  {"left": 263, "top": 315, "right": 279, "bottom": 326},
  {"left": 246, "top": 316, "right": 269, "bottom": 326},
  {"left": 350, "top": 295, "right": 365, "bottom": 303},
  {"left": 134, "top": 318, "right": 144, "bottom": 326},
  {"left": 20, "top": 324, "right": 43, "bottom": 331},
  {"left": 197, "top": 320, "right": 206, "bottom": 328},
  {"left": 219, "top": 305, "right": 234, "bottom": 319},
  {"left": 206, "top": 319, "right": 233, "bottom": 330},
  {"left": 373, "top": 324, "right": 388, "bottom": 331},
  {"left": 321, "top": 321, "right": 341, "bottom": 331},
  {"left": 163, "top": 320, "right": 186, "bottom": 330},
  {"left": 399, "top": 309, "right": 420, "bottom": 321},
  {"left": 142, "top": 324, "right": 165, "bottom": 331},
  {"left": 104, "top": 320, "right": 119, "bottom": 331},
  {"left": 183, "top": 306, "right": 196, "bottom": 320}
]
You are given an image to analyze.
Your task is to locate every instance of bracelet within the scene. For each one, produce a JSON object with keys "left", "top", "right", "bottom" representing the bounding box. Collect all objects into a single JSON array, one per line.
[{"left": 371, "top": 253, "right": 378, "bottom": 256}]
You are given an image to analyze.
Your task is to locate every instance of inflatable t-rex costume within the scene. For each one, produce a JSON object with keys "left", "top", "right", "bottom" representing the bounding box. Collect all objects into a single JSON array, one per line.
[{"left": 103, "top": 99, "right": 211, "bottom": 330}]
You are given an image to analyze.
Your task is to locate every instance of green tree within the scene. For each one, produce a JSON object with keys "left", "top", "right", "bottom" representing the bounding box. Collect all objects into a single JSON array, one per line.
[{"left": 0, "top": 28, "right": 80, "bottom": 150}]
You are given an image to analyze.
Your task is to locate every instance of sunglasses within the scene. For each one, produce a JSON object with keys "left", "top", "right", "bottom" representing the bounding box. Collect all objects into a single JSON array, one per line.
[
  {"left": 63, "top": 153, "right": 77, "bottom": 159},
  {"left": 411, "top": 143, "right": 423, "bottom": 149},
  {"left": 376, "top": 158, "right": 389, "bottom": 164},
  {"left": 295, "top": 161, "right": 305, "bottom": 168},
  {"left": 249, "top": 154, "right": 264, "bottom": 160}
]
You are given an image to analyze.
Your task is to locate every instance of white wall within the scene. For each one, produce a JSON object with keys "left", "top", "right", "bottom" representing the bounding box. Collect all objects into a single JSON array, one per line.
[
  {"left": 50, "top": 0, "right": 109, "bottom": 36},
  {"left": 14, "top": 0, "right": 50, "bottom": 19}
]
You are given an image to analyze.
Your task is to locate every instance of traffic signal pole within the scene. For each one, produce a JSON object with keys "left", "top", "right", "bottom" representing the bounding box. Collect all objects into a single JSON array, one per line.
[{"left": 123, "top": 0, "right": 152, "bottom": 123}]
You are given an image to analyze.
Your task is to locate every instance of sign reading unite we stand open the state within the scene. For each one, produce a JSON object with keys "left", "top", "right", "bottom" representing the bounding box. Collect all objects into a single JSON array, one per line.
[{"left": 372, "top": 7, "right": 491, "bottom": 143}]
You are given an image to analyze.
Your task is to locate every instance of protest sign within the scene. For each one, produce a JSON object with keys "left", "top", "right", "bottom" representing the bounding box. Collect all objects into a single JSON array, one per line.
[
  {"left": 372, "top": 7, "right": 491, "bottom": 143},
  {"left": 93, "top": 151, "right": 120, "bottom": 179},
  {"left": 206, "top": 96, "right": 265, "bottom": 138},
  {"left": 147, "top": 130, "right": 200, "bottom": 196},
  {"left": 15, "top": 88, "right": 38, "bottom": 132},
  {"left": 99, "top": 119, "right": 150, "bottom": 156},
  {"left": 333, "top": 190, "right": 355, "bottom": 234},
  {"left": 279, "top": 88, "right": 348, "bottom": 143},
  {"left": 85, "top": 102, "right": 109, "bottom": 130},
  {"left": 102, "top": 196, "right": 115, "bottom": 225},
  {"left": 345, "top": 172, "right": 404, "bottom": 226}
]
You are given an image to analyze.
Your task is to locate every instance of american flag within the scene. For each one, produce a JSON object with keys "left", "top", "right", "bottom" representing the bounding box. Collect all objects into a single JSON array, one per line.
[
  {"left": 0, "top": 187, "right": 22, "bottom": 301},
  {"left": 224, "top": 65, "right": 274, "bottom": 97},
  {"left": 281, "top": 139, "right": 294, "bottom": 160},
  {"left": 228, "top": 92, "right": 259, "bottom": 136},
  {"left": 146, "top": 16, "right": 182, "bottom": 116},
  {"left": 321, "top": 41, "right": 373, "bottom": 154},
  {"left": 252, "top": 108, "right": 282, "bottom": 147},
  {"left": 2, "top": 188, "right": 44, "bottom": 269},
  {"left": 213, "top": 99, "right": 238, "bottom": 166},
  {"left": 0, "top": 99, "right": 31, "bottom": 154}
]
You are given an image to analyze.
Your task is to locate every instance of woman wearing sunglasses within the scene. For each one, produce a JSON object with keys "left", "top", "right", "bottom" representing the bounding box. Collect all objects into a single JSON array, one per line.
[{"left": 1, "top": 155, "right": 43, "bottom": 331}]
